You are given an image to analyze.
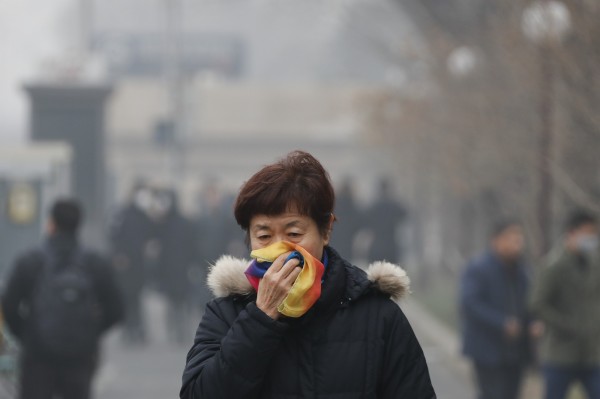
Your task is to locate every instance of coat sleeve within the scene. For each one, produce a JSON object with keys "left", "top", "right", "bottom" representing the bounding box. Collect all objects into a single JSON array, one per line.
[
  {"left": 180, "top": 300, "right": 289, "bottom": 399},
  {"left": 89, "top": 254, "right": 125, "bottom": 333},
  {"left": 380, "top": 304, "right": 437, "bottom": 399},
  {"left": 530, "top": 265, "right": 579, "bottom": 336},
  {"left": 460, "top": 263, "right": 507, "bottom": 332}
]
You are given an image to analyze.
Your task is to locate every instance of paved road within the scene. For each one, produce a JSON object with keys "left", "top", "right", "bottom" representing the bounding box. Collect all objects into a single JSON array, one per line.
[
  {"left": 401, "top": 299, "right": 475, "bottom": 399},
  {"left": 96, "top": 293, "right": 192, "bottom": 399}
]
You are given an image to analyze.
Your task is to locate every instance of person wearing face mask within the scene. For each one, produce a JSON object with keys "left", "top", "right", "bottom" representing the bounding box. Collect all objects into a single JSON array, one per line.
[
  {"left": 109, "top": 183, "right": 155, "bottom": 345},
  {"left": 180, "top": 151, "right": 436, "bottom": 399},
  {"left": 460, "top": 220, "right": 537, "bottom": 399},
  {"left": 531, "top": 210, "right": 600, "bottom": 399}
]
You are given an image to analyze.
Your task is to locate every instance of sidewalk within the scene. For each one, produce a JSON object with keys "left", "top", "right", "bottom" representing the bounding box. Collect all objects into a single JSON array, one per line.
[
  {"left": 401, "top": 298, "right": 475, "bottom": 398},
  {"left": 95, "top": 292, "right": 191, "bottom": 399}
]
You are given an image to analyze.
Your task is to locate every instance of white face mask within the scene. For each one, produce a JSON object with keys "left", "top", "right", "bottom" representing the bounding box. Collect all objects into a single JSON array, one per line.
[
  {"left": 134, "top": 189, "right": 153, "bottom": 211},
  {"left": 154, "top": 194, "right": 172, "bottom": 218},
  {"left": 575, "top": 234, "right": 599, "bottom": 255}
]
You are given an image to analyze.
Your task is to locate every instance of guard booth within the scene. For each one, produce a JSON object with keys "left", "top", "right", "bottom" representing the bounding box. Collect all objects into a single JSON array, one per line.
[
  {"left": 0, "top": 143, "right": 72, "bottom": 281},
  {"left": 24, "top": 83, "right": 113, "bottom": 248}
]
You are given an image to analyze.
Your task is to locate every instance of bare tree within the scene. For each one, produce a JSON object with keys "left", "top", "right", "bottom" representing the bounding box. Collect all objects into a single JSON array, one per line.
[{"left": 361, "top": 0, "right": 600, "bottom": 268}]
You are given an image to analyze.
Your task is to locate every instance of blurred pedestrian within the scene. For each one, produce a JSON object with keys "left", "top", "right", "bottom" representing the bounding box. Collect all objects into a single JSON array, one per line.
[
  {"left": 195, "top": 181, "right": 228, "bottom": 266},
  {"left": 329, "top": 177, "right": 361, "bottom": 262},
  {"left": 531, "top": 210, "right": 600, "bottom": 399},
  {"left": 1, "top": 198, "right": 123, "bottom": 399},
  {"left": 459, "top": 220, "right": 536, "bottom": 399},
  {"left": 180, "top": 151, "right": 436, "bottom": 399},
  {"left": 220, "top": 191, "right": 247, "bottom": 258},
  {"left": 193, "top": 182, "right": 228, "bottom": 314},
  {"left": 156, "top": 190, "right": 197, "bottom": 344},
  {"left": 109, "top": 183, "right": 154, "bottom": 345},
  {"left": 366, "top": 178, "right": 407, "bottom": 264}
]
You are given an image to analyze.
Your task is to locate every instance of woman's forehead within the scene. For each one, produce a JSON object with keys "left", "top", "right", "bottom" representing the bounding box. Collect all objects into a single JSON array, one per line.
[{"left": 250, "top": 213, "right": 312, "bottom": 229}]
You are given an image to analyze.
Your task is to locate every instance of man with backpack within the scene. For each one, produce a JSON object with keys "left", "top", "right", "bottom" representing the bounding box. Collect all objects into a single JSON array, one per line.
[{"left": 1, "top": 198, "right": 124, "bottom": 399}]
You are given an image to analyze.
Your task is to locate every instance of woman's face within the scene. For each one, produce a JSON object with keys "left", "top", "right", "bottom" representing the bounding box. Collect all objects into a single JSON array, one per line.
[{"left": 249, "top": 212, "right": 330, "bottom": 260}]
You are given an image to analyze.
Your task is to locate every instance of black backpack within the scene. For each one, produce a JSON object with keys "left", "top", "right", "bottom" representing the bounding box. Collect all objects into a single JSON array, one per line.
[{"left": 30, "top": 247, "right": 101, "bottom": 359}]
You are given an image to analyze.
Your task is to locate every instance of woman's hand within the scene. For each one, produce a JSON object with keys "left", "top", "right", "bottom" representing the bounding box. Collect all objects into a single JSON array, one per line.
[{"left": 256, "top": 253, "right": 302, "bottom": 320}]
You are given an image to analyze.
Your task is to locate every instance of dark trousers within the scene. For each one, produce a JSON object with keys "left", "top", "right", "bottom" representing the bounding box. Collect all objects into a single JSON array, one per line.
[
  {"left": 474, "top": 363, "right": 523, "bottom": 399},
  {"left": 166, "top": 296, "right": 188, "bottom": 345},
  {"left": 543, "top": 365, "right": 600, "bottom": 399},
  {"left": 122, "top": 288, "right": 146, "bottom": 344},
  {"left": 19, "top": 354, "right": 96, "bottom": 399}
]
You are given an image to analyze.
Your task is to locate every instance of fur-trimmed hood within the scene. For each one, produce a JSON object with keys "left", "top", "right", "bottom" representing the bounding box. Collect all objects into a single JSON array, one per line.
[{"left": 207, "top": 252, "right": 411, "bottom": 302}]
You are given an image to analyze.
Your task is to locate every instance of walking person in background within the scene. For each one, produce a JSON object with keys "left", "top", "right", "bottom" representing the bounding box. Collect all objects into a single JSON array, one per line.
[
  {"left": 156, "top": 190, "right": 197, "bottom": 345},
  {"left": 531, "top": 210, "right": 600, "bottom": 399},
  {"left": 329, "top": 177, "right": 361, "bottom": 262},
  {"left": 460, "top": 220, "right": 537, "bottom": 399},
  {"left": 195, "top": 180, "right": 229, "bottom": 266},
  {"left": 193, "top": 181, "right": 230, "bottom": 315},
  {"left": 366, "top": 178, "right": 407, "bottom": 264},
  {"left": 109, "top": 183, "right": 154, "bottom": 345},
  {"left": 1, "top": 199, "right": 124, "bottom": 399}
]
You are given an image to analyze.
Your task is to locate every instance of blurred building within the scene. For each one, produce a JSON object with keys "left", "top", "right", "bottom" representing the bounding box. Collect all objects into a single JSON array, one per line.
[
  {"left": 91, "top": 0, "right": 429, "bottom": 85},
  {"left": 9, "top": 0, "right": 433, "bottom": 223},
  {"left": 106, "top": 80, "right": 404, "bottom": 209},
  {"left": 87, "top": 0, "right": 432, "bottom": 210},
  {"left": 24, "top": 83, "right": 113, "bottom": 245},
  {"left": 0, "top": 143, "right": 71, "bottom": 278}
]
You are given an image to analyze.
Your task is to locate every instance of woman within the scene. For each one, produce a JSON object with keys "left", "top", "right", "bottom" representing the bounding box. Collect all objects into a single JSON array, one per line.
[{"left": 180, "top": 151, "right": 436, "bottom": 399}]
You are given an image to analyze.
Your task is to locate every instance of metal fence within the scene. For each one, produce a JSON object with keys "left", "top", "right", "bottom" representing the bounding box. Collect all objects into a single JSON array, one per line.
[{"left": 0, "top": 319, "right": 18, "bottom": 398}]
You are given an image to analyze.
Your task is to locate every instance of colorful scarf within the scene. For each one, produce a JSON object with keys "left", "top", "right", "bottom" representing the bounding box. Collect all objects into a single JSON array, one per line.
[{"left": 245, "top": 241, "right": 325, "bottom": 318}]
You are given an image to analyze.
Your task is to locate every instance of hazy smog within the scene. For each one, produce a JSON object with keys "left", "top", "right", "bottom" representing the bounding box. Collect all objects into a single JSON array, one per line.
[{"left": 1, "top": 1, "right": 599, "bottom": 398}]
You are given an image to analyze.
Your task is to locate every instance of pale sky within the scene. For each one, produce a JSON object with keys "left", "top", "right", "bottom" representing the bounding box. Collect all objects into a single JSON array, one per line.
[
  {"left": 0, "top": 0, "right": 426, "bottom": 142},
  {"left": 0, "top": 0, "right": 74, "bottom": 142}
]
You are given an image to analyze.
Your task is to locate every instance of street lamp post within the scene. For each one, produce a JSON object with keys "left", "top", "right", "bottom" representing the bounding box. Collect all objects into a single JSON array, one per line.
[
  {"left": 163, "top": 0, "right": 186, "bottom": 187},
  {"left": 521, "top": 1, "right": 571, "bottom": 256}
]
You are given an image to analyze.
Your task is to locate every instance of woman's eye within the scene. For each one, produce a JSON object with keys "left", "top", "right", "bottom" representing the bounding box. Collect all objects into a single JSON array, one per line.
[
  {"left": 288, "top": 232, "right": 302, "bottom": 238},
  {"left": 257, "top": 235, "right": 271, "bottom": 240}
]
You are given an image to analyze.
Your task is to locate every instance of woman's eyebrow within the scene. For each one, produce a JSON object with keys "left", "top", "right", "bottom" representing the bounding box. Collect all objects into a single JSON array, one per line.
[
  {"left": 285, "top": 220, "right": 305, "bottom": 228},
  {"left": 252, "top": 224, "right": 271, "bottom": 232}
]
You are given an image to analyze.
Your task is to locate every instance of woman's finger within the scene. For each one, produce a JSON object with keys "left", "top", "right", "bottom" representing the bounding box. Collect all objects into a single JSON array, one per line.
[
  {"left": 264, "top": 252, "right": 292, "bottom": 275},
  {"left": 283, "top": 265, "right": 302, "bottom": 284},
  {"left": 279, "top": 258, "right": 301, "bottom": 279}
]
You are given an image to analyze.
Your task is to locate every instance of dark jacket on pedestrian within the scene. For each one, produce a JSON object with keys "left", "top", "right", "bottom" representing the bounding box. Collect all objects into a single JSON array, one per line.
[
  {"left": 367, "top": 198, "right": 406, "bottom": 264},
  {"left": 1, "top": 233, "right": 124, "bottom": 362},
  {"left": 460, "top": 250, "right": 532, "bottom": 366},
  {"left": 530, "top": 246, "right": 600, "bottom": 366},
  {"left": 157, "top": 207, "right": 197, "bottom": 303},
  {"left": 181, "top": 246, "right": 436, "bottom": 399},
  {"left": 329, "top": 189, "right": 361, "bottom": 261},
  {"left": 109, "top": 203, "right": 153, "bottom": 293}
]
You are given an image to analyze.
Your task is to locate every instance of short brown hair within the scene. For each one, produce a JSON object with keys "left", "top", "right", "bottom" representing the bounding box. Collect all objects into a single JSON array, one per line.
[{"left": 234, "top": 151, "right": 335, "bottom": 236}]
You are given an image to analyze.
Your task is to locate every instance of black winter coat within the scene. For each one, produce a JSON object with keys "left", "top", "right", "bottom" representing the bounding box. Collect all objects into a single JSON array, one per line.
[
  {"left": 1, "top": 233, "right": 124, "bottom": 361},
  {"left": 181, "top": 247, "right": 436, "bottom": 399}
]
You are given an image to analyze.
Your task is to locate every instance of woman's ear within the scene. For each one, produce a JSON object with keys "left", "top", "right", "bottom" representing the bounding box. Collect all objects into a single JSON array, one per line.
[{"left": 323, "top": 213, "right": 335, "bottom": 245}]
